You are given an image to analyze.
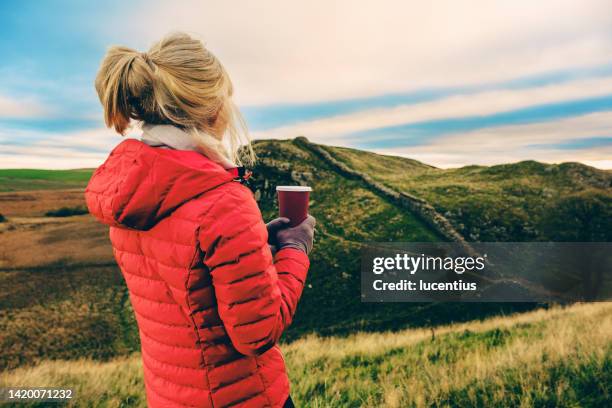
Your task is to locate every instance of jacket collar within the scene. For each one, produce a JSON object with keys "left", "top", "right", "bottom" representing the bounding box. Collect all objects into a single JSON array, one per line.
[{"left": 140, "top": 123, "right": 236, "bottom": 170}]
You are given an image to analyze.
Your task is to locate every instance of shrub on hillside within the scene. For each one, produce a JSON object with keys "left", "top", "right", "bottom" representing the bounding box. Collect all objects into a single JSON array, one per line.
[
  {"left": 0, "top": 213, "right": 5, "bottom": 222},
  {"left": 45, "top": 206, "right": 89, "bottom": 217},
  {"left": 540, "top": 189, "right": 612, "bottom": 241}
]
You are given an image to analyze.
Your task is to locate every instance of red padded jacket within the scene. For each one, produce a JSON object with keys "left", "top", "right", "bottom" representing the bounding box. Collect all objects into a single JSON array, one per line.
[{"left": 85, "top": 139, "right": 309, "bottom": 408}]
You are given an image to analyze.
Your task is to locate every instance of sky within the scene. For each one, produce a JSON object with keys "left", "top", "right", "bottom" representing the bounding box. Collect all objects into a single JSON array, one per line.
[{"left": 1, "top": 0, "right": 612, "bottom": 169}]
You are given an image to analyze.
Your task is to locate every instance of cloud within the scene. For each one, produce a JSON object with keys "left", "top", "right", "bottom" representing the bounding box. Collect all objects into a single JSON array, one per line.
[
  {"left": 0, "top": 94, "right": 51, "bottom": 119},
  {"left": 0, "top": 126, "right": 139, "bottom": 169},
  {"left": 250, "top": 76, "right": 612, "bottom": 142},
  {"left": 117, "top": 0, "right": 612, "bottom": 105},
  {"left": 372, "top": 111, "right": 612, "bottom": 168},
  {"left": 2, "top": 113, "right": 610, "bottom": 170}
]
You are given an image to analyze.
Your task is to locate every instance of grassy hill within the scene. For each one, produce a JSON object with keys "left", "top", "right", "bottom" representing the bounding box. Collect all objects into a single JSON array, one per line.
[
  {"left": 328, "top": 145, "right": 612, "bottom": 242},
  {"left": 2, "top": 303, "right": 610, "bottom": 407},
  {"left": 0, "top": 138, "right": 610, "bottom": 373}
]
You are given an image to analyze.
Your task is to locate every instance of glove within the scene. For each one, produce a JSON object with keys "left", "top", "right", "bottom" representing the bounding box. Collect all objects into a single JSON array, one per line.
[
  {"left": 266, "top": 217, "right": 291, "bottom": 247},
  {"left": 266, "top": 215, "right": 316, "bottom": 255}
]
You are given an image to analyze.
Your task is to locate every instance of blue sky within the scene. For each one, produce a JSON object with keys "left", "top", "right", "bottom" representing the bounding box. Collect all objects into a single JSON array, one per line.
[{"left": 1, "top": 0, "right": 612, "bottom": 168}]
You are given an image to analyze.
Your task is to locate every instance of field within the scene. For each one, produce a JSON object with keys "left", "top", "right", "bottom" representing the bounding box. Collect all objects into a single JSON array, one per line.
[
  {"left": 2, "top": 303, "right": 609, "bottom": 407},
  {"left": 0, "top": 169, "right": 92, "bottom": 192},
  {"left": 0, "top": 138, "right": 610, "bottom": 406}
]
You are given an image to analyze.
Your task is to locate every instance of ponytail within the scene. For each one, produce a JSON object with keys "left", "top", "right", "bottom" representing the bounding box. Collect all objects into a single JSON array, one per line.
[{"left": 94, "top": 47, "right": 155, "bottom": 134}]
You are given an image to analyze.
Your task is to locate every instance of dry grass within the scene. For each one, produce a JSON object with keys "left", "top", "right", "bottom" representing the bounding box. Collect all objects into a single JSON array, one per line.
[
  {"left": 284, "top": 303, "right": 594, "bottom": 364},
  {"left": 285, "top": 302, "right": 611, "bottom": 407},
  {"left": 2, "top": 303, "right": 610, "bottom": 407},
  {"left": 0, "top": 189, "right": 113, "bottom": 268},
  {"left": 0, "top": 189, "right": 87, "bottom": 217},
  {"left": 0, "top": 266, "right": 138, "bottom": 371},
  {"left": 0, "top": 215, "right": 112, "bottom": 268},
  {"left": 1, "top": 356, "right": 145, "bottom": 407}
]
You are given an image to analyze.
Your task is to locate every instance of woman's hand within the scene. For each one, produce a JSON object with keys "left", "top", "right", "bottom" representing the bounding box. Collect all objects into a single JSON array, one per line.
[{"left": 266, "top": 215, "right": 316, "bottom": 255}]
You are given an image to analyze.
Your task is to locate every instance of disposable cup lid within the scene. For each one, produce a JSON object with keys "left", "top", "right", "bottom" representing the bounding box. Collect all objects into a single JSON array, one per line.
[{"left": 276, "top": 186, "right": 312, "bottom": 192}]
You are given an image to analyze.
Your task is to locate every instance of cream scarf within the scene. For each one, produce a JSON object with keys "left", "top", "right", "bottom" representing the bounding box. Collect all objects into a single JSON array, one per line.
[{"left": 140, "top": 124, "right": 236, "bottom": 169}]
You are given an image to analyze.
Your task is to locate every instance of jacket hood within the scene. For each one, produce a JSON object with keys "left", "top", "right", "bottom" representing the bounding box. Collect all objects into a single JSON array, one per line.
[{"left": 85, "top": 139, "right": 234, "bottom": 230}]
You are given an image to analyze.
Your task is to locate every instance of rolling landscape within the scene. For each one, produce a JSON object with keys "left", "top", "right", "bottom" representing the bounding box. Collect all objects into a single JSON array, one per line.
[{"left": 1, "top": 137, "right": 611, "bottom": 407}]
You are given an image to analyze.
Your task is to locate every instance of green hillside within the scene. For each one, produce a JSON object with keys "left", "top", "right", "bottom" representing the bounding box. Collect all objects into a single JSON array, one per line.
[
  {"left": 0, "top": 169, "right": 93, "bottom": 192},
  {"left": 328, "top": 145, "right": 612, "bottom": 241}
]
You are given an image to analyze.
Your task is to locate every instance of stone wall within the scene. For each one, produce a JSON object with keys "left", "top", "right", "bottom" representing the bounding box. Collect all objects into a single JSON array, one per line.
[{"left": 293, "top": 136, "right": 481, "bottom": 257}]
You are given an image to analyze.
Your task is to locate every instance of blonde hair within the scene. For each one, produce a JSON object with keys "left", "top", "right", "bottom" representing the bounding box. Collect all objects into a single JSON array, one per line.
[{"left": 95, "top": 32, "right": 254, "bottom": 166}]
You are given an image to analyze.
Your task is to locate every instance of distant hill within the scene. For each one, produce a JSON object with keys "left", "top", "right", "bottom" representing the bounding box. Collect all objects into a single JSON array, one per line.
[
  {"left": 1, "top": 138, "right": 610, "bottom": 370},
  {"left": 3, "top": 139, "right": 609, "bottom": 241},
  {"left": 0, "top": 169, "right": 93, "bottom": 192},
  {"left": 326, "top": 143, "right": 612, "bottom": 242}
]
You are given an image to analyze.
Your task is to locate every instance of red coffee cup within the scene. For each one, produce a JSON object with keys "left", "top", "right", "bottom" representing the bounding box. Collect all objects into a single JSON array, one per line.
[{"left": 276, "top": 186, "right": 312, "bottom": 227}]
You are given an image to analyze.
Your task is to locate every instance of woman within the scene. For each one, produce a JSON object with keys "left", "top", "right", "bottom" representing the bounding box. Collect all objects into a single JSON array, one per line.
[{"left": 85, "top": 32, "right": 315, "bottom": 408}]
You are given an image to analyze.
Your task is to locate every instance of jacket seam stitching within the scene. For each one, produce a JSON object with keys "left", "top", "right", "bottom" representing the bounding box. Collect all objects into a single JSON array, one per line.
[
  {"left": 210, "top": 372, "right": 254, "bottom": 392},
  {"left": 134, "top": 309, "right": 192, "bottom": 328},
  {"left": 116, "top": 249, "right": 197, "bottom": 278},
  {"left": 223, "top": 390, "right": 264, "bottom": 408},
  {"left": 129, "top": 290, "right": 180, "bottom": 306},
  {"left": 199, "top": 185, "right": 273, "bottom": 408},
  {"left": 142, "top": 358, "right": 207, "bottom": 405},
  {"left": 186, "top": 225, "right": 215, "bottom": 407},
  {"left": 113, "top": 144, "right": 144, "bottom": 224},
  {"left": 252, "top": 354, "right": 273, "bottom": 408},
  {"left": 144, "top": 377, "right": 202, "bottom": 408},
  {"left": 114, "top": 233, "right": 195, "bottom": 248},
  {"left": 234, "top": 314, "right": 275, "bottom": 328},
  {"left": 139, "top": 328, "right": 202, "bottom": 351},
  {"left": 141, "top": 347, "right": 211, "bottom": 380},
  {"left": 276, "top": 271, "right": 305, "bottom": 285},
  {"left": 120, "top": 268, "right": 166, "bottom": 283}
]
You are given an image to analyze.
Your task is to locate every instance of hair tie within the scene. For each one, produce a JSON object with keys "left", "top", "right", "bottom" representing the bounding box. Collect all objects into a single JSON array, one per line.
[{"left": 140, "top": 52, "right": 153, "bottom": 66}]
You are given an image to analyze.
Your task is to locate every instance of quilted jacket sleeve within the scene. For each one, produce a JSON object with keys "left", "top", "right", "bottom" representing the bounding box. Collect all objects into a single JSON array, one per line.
[{"left": 199, "top": 184, "right": 310, "bottom": 356}]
